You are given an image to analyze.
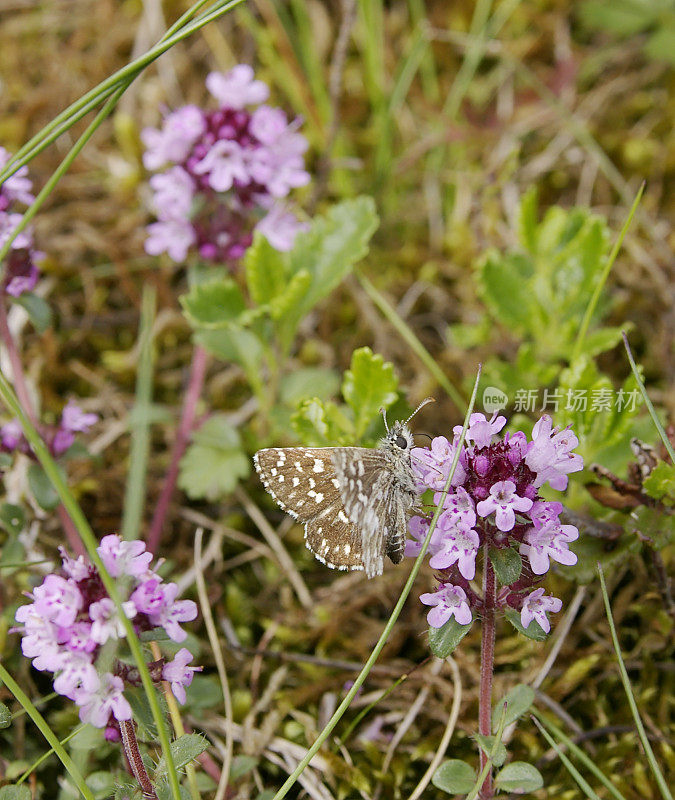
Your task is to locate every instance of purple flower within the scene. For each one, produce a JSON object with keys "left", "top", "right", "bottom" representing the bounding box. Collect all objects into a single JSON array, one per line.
[
  {"left": 15, "top": 608, "right": 63, "bottom": 671},
  {"left": 428, "top": 521, "right": 480, "bottom": 580},
  {"left": 149, "top": 167, "right": 195, "bottom": 219},
  {"left": 520, "top": 588, "right": 562, "bottom": 634},
  {"left": 0, "top": 419, "right": 24, "bottom": 451},
  {"left": 5, "top": 256, "right": 39, "bottom": 297},
  {"left": 142, "top": 106, "right": 206, "bottom": 170},
  {"left": 256, "top": 206, "right": 308, "bottom": 251},
  {"left": 89, "top": 597, "right": 136, "bottom": 644},
  {"left": 411, "top": 436, "right": 466, "bottom": 491},
  {"left": 60, "top": 621, "right": 97, "bottom": 654},
  {"left": 453, "top": 412, "right": 506, "bottom": 449},
  {"left": 162, "top": 647, "right": 202, "bottom": 704},
  {"left": 205, "top": 66, "right": 269, "bottom": 109},
  {"left": 0, "top": 211, "right": 33, "bottom": 251},
  {"left": 145, "top": 217, "right": 197, "bottom": 262},
  {"left": 58, "top": 547, "right": 91, "bottom": 581},
  {"left": 519, "top": 521, "right": 579, "bottom": 575},
  {"left": 250, "top": 105, "right": 288, "bottom": 145},
  {"left": 147, "top": 582, "right": 198, "bottom": 643},
  {"left": 476, "top": 480, "right": 533, "bottom": 531},
  {"left": 437, "top": 486, "right": 477, "bottom": 530},
  {"left": 32, "top": 575, "right": 83, "bottom": 627},
  {"left": 97, "top": 534, "right": 153, "bottom": 579},
  {"left": 525, "top": 415, "right": 584, "bottom": 490},
  {"left": 130, "top": 576, "right": 166, "bottom": 615},
  {"left": 420, "top": 583, "right": 472, "bottom": 628},
  {"left": 74, "top": 673, "right": 132, "bottom": 728},
  {"left": 193, "top": 139, "right": 249, "bottom": 192},
  {"left": 404, "top": 515, "right": 445, "bottom": 558},
  {"left": 0, "top": 147, "right": 34, "bottom": 206},
  {"left": 53, "top": 653, "right": 99, "bottom": 700}
]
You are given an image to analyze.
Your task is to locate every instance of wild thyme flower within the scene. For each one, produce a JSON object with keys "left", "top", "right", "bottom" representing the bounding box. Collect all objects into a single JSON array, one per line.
[
  {"left": 13, "top": 535, "right": 199, "bottom": 728},
  {"left": 143, "top": 64, "right": 309, "bottom": 265},
  {"left": 0, "top": 401, "right": 98, "bottom": 459},
  {"left": 410, "top": 413, "right": 583, "bottom": 634},
  {"left": 0, "top": 147, "right": 43, "bottom": 297}
]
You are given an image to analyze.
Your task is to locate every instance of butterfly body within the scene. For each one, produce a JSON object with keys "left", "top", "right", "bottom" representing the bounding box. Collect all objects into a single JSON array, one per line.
[{"left": 253, "top": 419, "right": 420, "bottom": 578}]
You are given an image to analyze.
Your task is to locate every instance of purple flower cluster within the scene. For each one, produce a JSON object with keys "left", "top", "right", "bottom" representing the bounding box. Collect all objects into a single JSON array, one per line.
[
  {"left": 143, "top": 65, "right": 310, "bottom": 264},
  {"left": 409, "top": 414, "right": 583, "bottom": 634},
  {"left": 0, "top": 400, "right": 98, "bottom": 458},
  {"left": 0, "top": 147, "right": 43, "bottom": 297},
  {"left": 13, "top": 535, "right": 199, "bottom": 730}
]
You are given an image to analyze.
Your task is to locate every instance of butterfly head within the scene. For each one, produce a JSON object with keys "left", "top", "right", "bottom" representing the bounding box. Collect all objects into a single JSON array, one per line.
[{"left": 380, "top": 397, "right": 434, "bottom": 457}]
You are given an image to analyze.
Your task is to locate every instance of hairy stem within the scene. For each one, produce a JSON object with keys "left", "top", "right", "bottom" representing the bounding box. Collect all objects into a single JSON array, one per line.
[
  {"left": 147, "top": 343, "right": 207, "bottom": 553},
  {"left": 120, "top": 718, "right": 158, "bottom": 800},
  {"left": 479, "top": 543, "right": 496, "bottom": 799}
]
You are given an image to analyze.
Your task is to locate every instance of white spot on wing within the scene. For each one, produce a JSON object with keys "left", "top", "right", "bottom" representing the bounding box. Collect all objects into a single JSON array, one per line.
[{"left": 313, "top": 459, "right": 324, "bottom": 473}]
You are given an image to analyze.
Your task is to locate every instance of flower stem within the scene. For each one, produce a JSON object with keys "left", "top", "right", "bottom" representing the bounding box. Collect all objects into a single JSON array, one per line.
[
  {"left": 147, "top": 343, "right": 207, "bottom": 553},
  {"left": 120, "top": 718, "right": 158, "bottom": 800},
  {"left": 479, "top": 543, "right": 496, "bottom": 800}
]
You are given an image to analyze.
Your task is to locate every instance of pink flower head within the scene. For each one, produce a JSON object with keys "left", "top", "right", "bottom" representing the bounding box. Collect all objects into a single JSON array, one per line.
[
  {"left": 193, "top": 139, "right": 249, "bottom": 192},
  {"left": 89, "top": 597, "right": 136, "bottom": 644},
  {"left": 0, "top": 418, "right": 24, "bottom": 451},
  {"left": 145, "top": 217, "right": 196, "bottom": 262},
  {"left": 420, "top": 583, "right": 472, "bottom": 628},
  {"left": 97, "top": 534, "right": 153, "bottom": 579},
  {"left": 428, "top": 521, "right": 480, "bottom": 580},
  {"left": 250, "top": 105, "right": 288, "bottom": 145},
  {"left": 405, "top": 514, "right": 445, "bottom": 558},
  {"left": 32, "top": 575, "right": 83, "bottom": 627},
  {"left": 15, "top": 607, "right": 63, "bottom": 672},
  {"left": 130, "top": 576, "right": 166, "bottom": 615},
  {"left": 454, "top": 412, "right": 507, "bottom": 449},
  {"left": 476, "top": 480, "right": 533, "bottom": 531},
  {"left": 519, "top": 521, "right": 579, "bottom": 575},
  {"left": 74, "top": 672, "right": 132, "bottom": 728},
  {"left": 53, "top": 653, "right": 99, "bottom": 700},
  {"left": 520, "top": 588, "right": 562, "bottom": 634},
  {"left": 162, "top": 647, "right": 202, "bottom": 704},
  {"left": 142, "top": 106, "right": 206, "bottom": 170},
  {"left": 256, "top": 206, "right": 308, "bottom": 251},
  {"left": 411, "top": 436, "right": 467, "bottom": 491},
  {"left": 0, "top": 147, "right": 34, "bottom": 206},
  {"left": 437, "top": 486, "right": 477, "bottom": 530},
  {"left": 61, "top": 401, "right": 98, "bottom": 433},
  {"left": 149, "top": 166, "right": 195, "bottom": 220},
  {"left": 206, "top": 66, "right": 270, "bottom": 109},
  {"left": 58, "top": 547, "right": 91, "bottom": 581},
  {"left": 5, "top": 258, "right": 39, "bottom": 297},
  {"left": 525, "top": 415, "right": 584, "bottom": 490},
  {"left": 0, "top": 211, "right": 33, "bottom": 251},
  {"left": 147, "top": 582, "right": 198, "bottom": 643}
]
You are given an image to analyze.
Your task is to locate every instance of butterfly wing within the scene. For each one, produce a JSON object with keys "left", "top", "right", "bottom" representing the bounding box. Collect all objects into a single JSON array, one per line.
[{"left": 304, "top": 510, "right": 364, "bottom": 571}]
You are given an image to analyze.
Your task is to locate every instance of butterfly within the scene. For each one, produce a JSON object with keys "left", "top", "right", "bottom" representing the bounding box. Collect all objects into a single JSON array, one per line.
[{"left": 253, "top": 398, "right": 433, "bottom": 578}]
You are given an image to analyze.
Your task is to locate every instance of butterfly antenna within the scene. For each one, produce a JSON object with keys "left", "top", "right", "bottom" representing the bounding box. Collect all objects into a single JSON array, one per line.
[
  {"left": 405, "top": 397, "right": 435, "bottom": 425},
  {"left": 380, "top": 406, "right": 390, "bottom": 434}
]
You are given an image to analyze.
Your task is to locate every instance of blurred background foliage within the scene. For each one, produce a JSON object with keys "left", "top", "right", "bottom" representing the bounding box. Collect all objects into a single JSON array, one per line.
[{"left": 0, "top": 0, "right": 673, "bottom": 797}]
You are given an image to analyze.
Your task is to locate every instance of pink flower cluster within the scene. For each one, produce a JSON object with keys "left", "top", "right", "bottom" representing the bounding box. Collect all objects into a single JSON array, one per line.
[
  {"left": 409, "top": 414, "right": 583, "bottom": 634},
  {"left": 0, "top": 400, "right": 98, "bottom": 458},
  {"left": 0, "top": 147, "right": 43, "bottom": 297},
  {"left": 13, "top": 535, "right": 199, "bottom": 729},
  {"left": 143, "top": 64, "right": 310, "bottom": 264}
]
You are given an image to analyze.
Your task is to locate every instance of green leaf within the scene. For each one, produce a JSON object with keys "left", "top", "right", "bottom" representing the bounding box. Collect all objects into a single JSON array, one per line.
[
  {"left": 269, "top": 269, "right": 311, "bottom": 320},
  {"left": 156, "top": 781, "right": 190, "bottom": 800},
  {"left": 579, "top": 0, "right": 658, "bottom": 36},
  {"left": 492, "top": 684, "right": 535, "bottom": 730},
  {"left": 645, "top": 25, "right": 675, "bottom": 65},
  {"left": 230, "top": 755, "right": 259, "bottom": 780},
  {"left": 0, "top": 503, "right": 25, "bottom": 536},
  {"left": 477, "top": 251, "right": 536, "bottom": 332},
  {"left": 280, "top": 368, "right": 340, "bottom": 406},
  {"left": 86, "top": 771, "right": 116, "bottom": 800},
  {"left": 0, "top": 701, "right": 11, "bottom": 728},
  {"left": 178, "top": 415, "right": 250, "bottom": 501},
  {"left": 473, "top": 733, "right": 507, "bottom": 767},
  {"left": 578, "top": 325, "right": 626, "bottom": 358},
  {"left": 495, "top": 761, "right": 544, "bottom": 793},
  {"left": 286, "top": 196, "right": 379, "bottom": 321},
  {"left": 291, "top": 398, "right": 353, "bottom": 446},
  {"left": 0, "top": 786, "right": 32, "bottom": 800},
  {"left": 155, "top": 733, "right": 209, "bottom": 777},
  {"left": 517, "top": 186, "right": 540, "bottom": 254},
  {"left": 489, "top": 547, "right": 522, "bottom": 585},
  {"left": 428, "top": 616, "right": 473, "bottom": 658},
  {"left": 342, "top": 347, "right": 398, "bottom": 438},
  {"left": 27, "top": 463, "right": 65, "bottom": 511},
  {"left": 180, "top": 278, "right": 247, "bottom": 328},
  {"left": 642, "top": 462, "right": 675, "bottom": 506},
  {"left": 505, "top": 608, "right": 548, "bottom": 641},
  {"left": 245, "top": 232, "right": 288, "bottom": 306},
  {"left": 195, "top": 327, "right": 263, "bottom": 373},
  {"left": 431, "top": 759, "right": 476, "bottom": 794},
  {"left": 12, "top": 292, "right": 52, "bottom": 333}
]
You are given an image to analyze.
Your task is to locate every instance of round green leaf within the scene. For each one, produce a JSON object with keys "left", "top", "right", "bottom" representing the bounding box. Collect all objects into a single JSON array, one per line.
[
  {"left": 27, "top": 463, "right": 64, "bottom": 511},
  {"left": 0, "top": 700, "right": 12, "bottom": 728},
  {"left": 431, "top": 759, "right": 476, "bottom": 794},
  {"left": 495, "top": 761, "right": 544, "bottom": 793},
  {"left": 428, "top": 616, "right": 473, "bottom": 658},
  {"left": 489, "top": 547, "right": 522, "bottom": 585},
  {"left": 473, "top": 733, "right": 507, "bottom": 767},
  {"left": 0, "top": 786, "right": 32, "bottom": 800},
  {"left": 492, "top": 684, "right": 535, "bottom": 730}
]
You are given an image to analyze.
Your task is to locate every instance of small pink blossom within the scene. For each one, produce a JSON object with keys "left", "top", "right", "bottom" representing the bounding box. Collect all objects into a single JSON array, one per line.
[
  {"left": 193, "top": 139, "right": 249, "bottom": 192},
  {"left": 142, "top": 106, "right": 206, "bottom": 170},
  {"left": 520, "top": 588, "right": 562, "bottom": 634},
  {"left": 519, "top": 522, "right": 579, "bottom": 575},
  {"left": 89, "top": 597, "right": 136, "bottom": 644},
  {"left": 97, "top": 534, "right": 153, "bottom": 579},
  {"left": 0, "top": 419, "right": 24, "bottom": 451},
  {"left": 0, "top": 146, "right": 34, "bottom": 206},
  {"left": 145, "top": 217, "right": 196, "bottom": 262},
  {"left": 525, "top": 415, "right": 584, "bottom": 490},
  {"left": 162, "top": 648, "right": 202, "bottom": 704},
  {"left": 206, "top": 66, "right": 269, "bottom": 109},
  {"left": 428, "top": 521, "right": 480, "bottom": 580},
  {"left": 420, "top": 583, "right": 472, "bottom": 628},
  {"left": 453, "top": 412, "right": 506, "bottom": 449},
  {"left": 405, "top": 515, "right": 445, "bottom": 558},
  {"left": 147, "top": 582, "right": 198, "bottom": 643},
  {"left": 75, "top": 673, "right": 132, "bottom": 728},
  {"left": 61, "top": 401, "right": 98, "bottom": 433},
  {"left": 53, "top": 653, "right": 99, "bottom": 700},
  {"left": 32, "top": 575, "right": 83, "bottom": 627},
  {"left": 476, "top": 480, "right": 533, "bottom": 531},
  {"left": 256, "top": 206, "right": 308, "bottom": 251}
]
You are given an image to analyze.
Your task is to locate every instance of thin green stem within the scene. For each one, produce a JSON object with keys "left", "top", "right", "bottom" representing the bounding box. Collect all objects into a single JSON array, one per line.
[
  {"left": 16, "top": 725, "right": 86, "bottom": 785},
  {"left": 531, "top": 708, "right": 628, "bottom": 800},
  {"left": 0, "top": 369, "right": 181, "bottom": 800},
  {"left": 357, "top": 272, "right": 465, "bottom": 408},
  {"left": 121, "top": 285, "right": 156, "bottom": 541},
  {"left": 597, "top": 564, "right": 673, "bottom": 800},
  {"left": 622, "top": 332, "right": 675, "bottom": 465},
  {"left": 0, "top": 664, "right": 94, "bottom": 800},
  {"left": 271, "top": 365, "right": 482, "bottom": 800},
  {"left": 572, "top": 184, "right": 644, "bottom": 363}
]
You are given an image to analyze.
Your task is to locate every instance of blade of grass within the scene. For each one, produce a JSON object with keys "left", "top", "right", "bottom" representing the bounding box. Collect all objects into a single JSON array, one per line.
[
  {"left": 121, "top": 285, "right": 156, "bottom": 541},
  {"left": 531, "top": 708, "right": 628, "bottom": 800},
  {"left": 356, "top": 272, "right": 465, "bottom": 408},
  {"left": 0, "top": 370, "right": 182, "bottom": 800},
  {"left": 407, "top": 0, "right": 440, "bottom": 102},
  {"left": 572, "top": 184, "right": 644, "bottom": 362},
  {"left": 622, "top": 333, "right": 675, "bottom": 464},
  {"left": 16, "top": 725, "right": 86, "bottom": 785},
  {"left": 597, "top": 563, "right": 673, "bottom": 800},
  {"left": 0, "top": 665, "right": 94, "bottom": 800},
  {"left": 271, "top": 365, "right": 482, "bottom": 799},
  {"left": 531, "top": 715, "right": 602, "bottom": 800}
]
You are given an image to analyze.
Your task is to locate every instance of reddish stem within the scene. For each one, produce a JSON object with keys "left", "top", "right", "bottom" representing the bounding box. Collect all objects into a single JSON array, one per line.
[
  {"left": 479, "top": 543, "right": 496, "bottom": 800},
  {"left": 146, "top": 344, "right": 208, "bottom": 553},
  {"left": 0, "top": 297, "right": 85, "bottom": 556},
  {"left": 120, "top": 718, "right": 158, "bottom": 800}
]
